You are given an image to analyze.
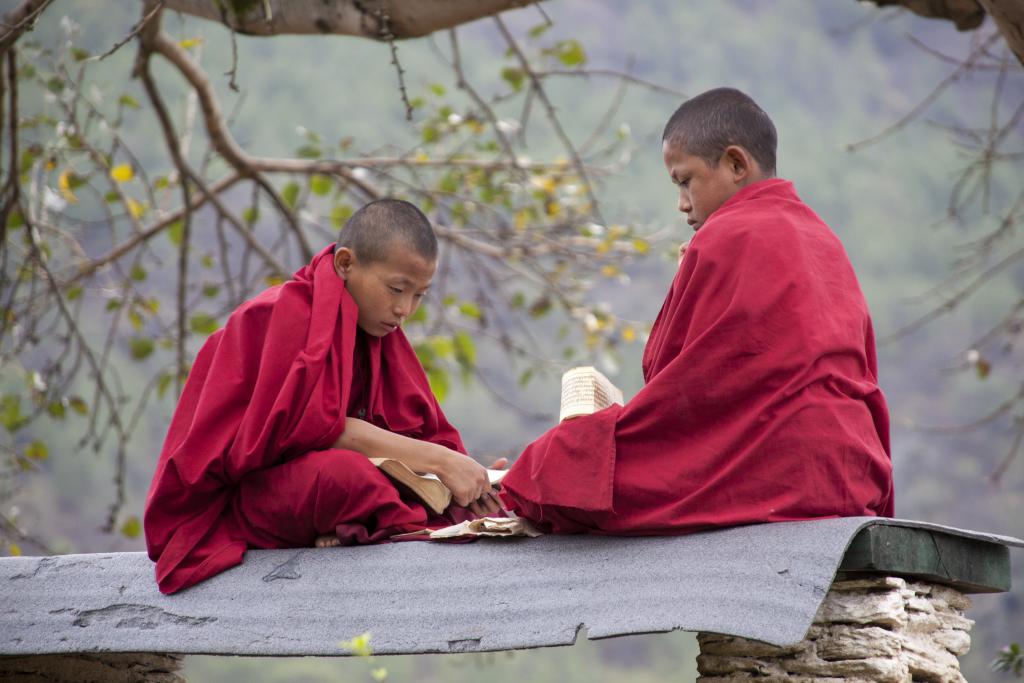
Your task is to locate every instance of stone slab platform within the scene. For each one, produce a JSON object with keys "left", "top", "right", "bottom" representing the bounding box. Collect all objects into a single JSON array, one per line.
[{"left": 1, "top": 517, "right": 1020, "bottom": 657}]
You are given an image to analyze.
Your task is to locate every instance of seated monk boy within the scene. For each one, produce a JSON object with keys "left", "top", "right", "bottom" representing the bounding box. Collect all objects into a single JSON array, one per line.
[
  {"left": 145, "top": 198, "right": 503, "bottom": 594},
  {"left": 499, "top": 87, "right": 894, "bottom": 532}
]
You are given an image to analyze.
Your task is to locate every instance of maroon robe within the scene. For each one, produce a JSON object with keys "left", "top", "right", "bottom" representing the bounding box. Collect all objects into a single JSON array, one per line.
[
  {"left": 500, "top": 179, "right": 894, "bottom": 532},
  {"left": 144, "top": 247, "right": 464, "bottom": 594}
]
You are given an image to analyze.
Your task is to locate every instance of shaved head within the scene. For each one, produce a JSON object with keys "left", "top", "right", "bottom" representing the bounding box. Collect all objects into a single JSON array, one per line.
[
  {"left": 662, "top": 88, "right": 777, "bottom": 176},
  {"left": 337, "top": 198, "right": 438, "bottom": 264}
]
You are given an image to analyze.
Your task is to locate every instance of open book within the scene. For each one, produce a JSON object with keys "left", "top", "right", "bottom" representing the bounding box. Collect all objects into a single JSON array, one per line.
[
  {"left": 559, "top": 366, "right": 624, "bottom": 422},
  {"left": 369, "top": 457, "right": 507, "bottom": 515}
]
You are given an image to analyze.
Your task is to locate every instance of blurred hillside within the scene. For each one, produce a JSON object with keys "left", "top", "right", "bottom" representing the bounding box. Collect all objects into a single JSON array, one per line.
[{"left": 7, "top": 1, "right": 1022, "bottom": 681}]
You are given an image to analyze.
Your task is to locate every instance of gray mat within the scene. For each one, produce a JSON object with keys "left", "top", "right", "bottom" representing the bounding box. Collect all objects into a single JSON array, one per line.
[{"left": 1, "top": 517, "right": 1020, "bottom": 656}]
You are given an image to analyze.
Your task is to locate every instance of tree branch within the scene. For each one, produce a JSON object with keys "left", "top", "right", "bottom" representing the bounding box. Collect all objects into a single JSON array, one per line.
[{"left": 156, "top": 0, "right": 541, "bottom": 39}]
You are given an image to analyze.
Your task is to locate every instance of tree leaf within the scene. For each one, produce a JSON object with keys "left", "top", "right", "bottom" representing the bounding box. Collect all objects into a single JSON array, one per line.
[
  {"left": 178, "top": 37, "right": 203, "bottom": 49},
  {"left": 130, "top": 264, "right": 147, "bottom": 281},
  {"left": 1, "top": 395, "right": 25, "bottom": 432},
  {"left": 331, "top": 204, "right": 353, "bottom": 228},
  {"left": 453, "top": 331, "right": 476, "bottom": 369},
  {"left": 458, "top": 302, "right": 482, "bottom": 320},
  {"left": 282, "top": 182, "right": 300, "bottom": 209},
  {"left": 8, "top": 543, "right": 21, "bottom": 556},
  {"left": 555, "top": 39, "right": 586, "bottom": 66},
  {"left": 243, "top": 206, "right": 259, "bottom": 225},
  {"left": 66, "top": 285, "right": 83, "bottom": 301},
  {"left": 157, "top": 373, "right": 173, "bottom": 399},
  {"left": 47, "top": 400, "right": 66, "bottom": 419},
  {"left": 501, "top": 67, "right": 525, "bottom": 92},
  {"left": 69, "top": 396, "right": 88, "bottom": 415},
  {"left": 310, "top": 174, "right": 332, "bottom": 196},
  {"left": 25, "top": 440, "right": 48, "bottom": 460},
  {"left": 129, "top": 336, "right": 155, "bottom": 360},
  {"left": 120, "top": 515, "right": 142, "bottom": 539},
  {"left": 189, "top": 313, "right": 220, "bottom": 336},
  {"left": 202, "top": 283, "right": 220, "bottom": 298},
  {"left": 426, "top": 367, "right": 449, "bottom": 402},
  {"left": 167, "top": 220, "right": 184, "bottom": 246},
  {"left": 110, "top": 163, "right": 134, "bottom": 183},
  {"left": 119, "top": 94, "right": 140, "bottom": 109}
]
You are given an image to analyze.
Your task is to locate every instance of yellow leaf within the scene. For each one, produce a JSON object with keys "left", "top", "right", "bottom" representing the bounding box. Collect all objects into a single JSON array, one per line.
[
  {"left": 44, "top": 159, "right": 56, "bottom": 171},
  {"left": 514, "top": 210, "right": 530, "bottom": 232},
  {"left": 595, "top": 241, "right": 610, "bottom": 255},
  {"left": 622, "top": 325, "right": 637, "bottom": 343},
  {"left": 545, "top": 200, "right": 561, "bottom": 217},
  {"left": 8, "top": 543, "right": 21, "bottom": 556},
  {"left": 600, "top": 264, "right": 619, "bottom": 278},
  {"left": 632, "top": 238, "right": 650, "bottom": 255},
  {"left": 265, "top": 275, "right": 285, "bottom": 287},
  {"left": 57, "top": 169, "right": 78, "bottom": 203},
  {"left": 371, "top": 667, "right": 388, "bottom": 681},
  {"left": 531, "top": 176, "right": 557, "bottom": 194},
  {"left": 109, "top": 163, "right": 134, "bottom": 183},
  {"left": 179, "top": 37, "right": 203, "bottom": 49},
  {"left": 127, "top": 198, "right": 146, "bottom": 218}
]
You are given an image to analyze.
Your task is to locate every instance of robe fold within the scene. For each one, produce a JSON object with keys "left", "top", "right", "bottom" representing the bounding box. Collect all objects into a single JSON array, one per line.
[
  {"left": 144, "top": 246, "right": 465, "bottom": 594},
  {"left": 500, "top": 179, "right": 894, "bottom": 533}
]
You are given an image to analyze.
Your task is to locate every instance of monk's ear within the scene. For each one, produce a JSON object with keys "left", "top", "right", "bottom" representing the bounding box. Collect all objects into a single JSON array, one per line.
[
  {"left": 333, "top": 247, "right": 355, "bottom": 280},
  {"left": 722, "top": 145, "right": 758, "bottom": 184}
]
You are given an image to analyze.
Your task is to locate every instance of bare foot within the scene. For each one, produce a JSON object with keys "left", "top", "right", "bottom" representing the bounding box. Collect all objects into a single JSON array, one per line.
[{"left": 314, "top": 534, "right": 341, "bottom": 548}]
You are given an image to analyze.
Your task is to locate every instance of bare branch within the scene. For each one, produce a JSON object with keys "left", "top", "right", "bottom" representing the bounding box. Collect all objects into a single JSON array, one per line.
[{"left": 0, "top": 0, "right": 54, "bottom": 54}]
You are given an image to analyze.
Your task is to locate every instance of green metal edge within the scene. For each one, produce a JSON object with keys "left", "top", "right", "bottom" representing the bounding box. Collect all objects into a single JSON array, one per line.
[{"left": 837, "top": 524, "right": 1011, "bottom": 594}]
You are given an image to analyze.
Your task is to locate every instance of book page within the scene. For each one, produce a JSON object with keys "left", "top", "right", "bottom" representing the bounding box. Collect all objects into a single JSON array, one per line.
[{"left": 559, "top": 366, "right": 624, "bottom": 422}]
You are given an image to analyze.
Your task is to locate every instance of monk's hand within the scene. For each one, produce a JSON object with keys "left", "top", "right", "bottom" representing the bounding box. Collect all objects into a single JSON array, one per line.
[
  {"left": 465, "top": 455, "right": 508, "bottom": 517},
  {"left": 435, "top": 447, "right": 493, "bottom": 508},
  {"left": 678, "top": 241, "right": 689, "bottom": 265}
]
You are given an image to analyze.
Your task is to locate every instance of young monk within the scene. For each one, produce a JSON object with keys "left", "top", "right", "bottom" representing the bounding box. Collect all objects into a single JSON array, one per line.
[
  {"left": 145, "top": 199, "right": 503, "bottom": 594},
  {"left": 499, "top": 87, "right": 894, "bottom": 532}
]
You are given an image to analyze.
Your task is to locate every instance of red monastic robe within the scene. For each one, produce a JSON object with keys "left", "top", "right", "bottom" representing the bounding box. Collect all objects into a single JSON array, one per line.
[
  {"left": 144, "top": 247, "right": 465, "bottom": 594},
  {"left": 500, "top": 179, "right": 894, "bottom": 532}
]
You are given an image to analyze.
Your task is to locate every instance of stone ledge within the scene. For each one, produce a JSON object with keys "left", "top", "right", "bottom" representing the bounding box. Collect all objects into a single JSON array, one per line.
[{"left": 697, "top": 577, "right": 973, "bottom": 683}]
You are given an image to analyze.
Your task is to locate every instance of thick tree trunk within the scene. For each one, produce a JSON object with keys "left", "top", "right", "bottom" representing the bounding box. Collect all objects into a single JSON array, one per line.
[
  {"left": 158, "top": 0, "right": 541, "bottom": 39},
  {"left": 977, "top": 0, "right": 1024, "bottom": 65},
  {"left": 868, "top": 0, "right": 1024, "bottom": 66}
]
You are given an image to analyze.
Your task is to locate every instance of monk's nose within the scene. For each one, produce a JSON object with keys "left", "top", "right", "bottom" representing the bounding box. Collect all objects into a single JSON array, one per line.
[{"left": 678, "top": 194, "right": 691, "bottom": 214}]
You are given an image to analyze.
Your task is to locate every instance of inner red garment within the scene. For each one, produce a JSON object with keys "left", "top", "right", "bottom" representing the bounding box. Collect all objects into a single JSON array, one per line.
[
  {"left": 144, "top": 247, "right": 466, "bottom": 594},
  {"left": 500, "top": 179, "right": 894, "bottom": 532}
]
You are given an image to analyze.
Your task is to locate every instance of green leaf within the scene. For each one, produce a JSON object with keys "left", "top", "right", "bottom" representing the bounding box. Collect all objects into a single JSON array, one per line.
[
  {"left": 458, "top": 302, "right": 482, "bottom": 320},
  {"left": 69, "top": 396, "right": 88, "bottom": 415},
  {"left": 453, "top": 331, "right": 476, "bottom": 369},
  {"left": 406, "top": 305, "right": 427, "bottom": 325},
  {"left": 189, "top": 313, "right": 220, "bottom": 336},
  {"left": 104, "top": 190, "right": 121, "bottom": 203},
  {"left": 7, "top": 209, "right": 24, "bottom": 229},
  {"left": 426, "top": 367, "right": 449, "bottom": 402},
  {"left": 422, "top": 126, "right": 439, "bottom": 144},
  {"left": 25, "top": 440, "right": 48, "bottom": 460},
  {"left": 200, "top": 254, "right": 215, "bottom": 268},
  {"left": 120, "top": 515, "right": 141, "bottom": 539},
  {"left": 130, "top": 264, "right": 147, "bottom": 281},
  {"left": 331, "top": 204, "right": 353, "bottom": 228},
  {"left": 529, "top": 297, "right": 552, "bottom": 318},
  {"left": 242, "top": 206, "right": 259, "bottom": 225},
  {"left": 518, "top": 368, "right": 534, "bottom": 387},
  {"left": 66, "top": 285, "right": 82, "bottom": 301},
  {"left": 129, "top": 336, "right": 155, "bottom": 360},
  {"left": 47, "top": 401, "right": 66, "bottom": 419},
  {"left": 1, "top": 395, "right": 25, "bottom": 432},
  {"left": 23, "top": 437, "right": 46, "bottom": 462},
  {"left": 202, "top": 283, "right": 220, "bottom": 298},
  {"left": 282, "top": 182, "right": 300, "bottom": 210},
  {"left": 310, "top": 174, "right": 332, "bottom": 196},
  {"left": 157, "top": 373, "right": 173, "bottom": 399},
  {"left": 429, "top": 83, "right": 446, "bottom": 96},
  {"left": 105, "top": 298, "right": 122, "bottom": 311},
  {"left": 118, "top": 93, "right": 140, "bottom": 108},
  {"left": 501, "top": 67, "right": 525, "bottom": 92},
  {"left": 528, "top": 23, "right": 551, "bottom": 38},
  {"left": 555, "top": 39, "right": 586, "bottom": 66},
  {"left": 167, "top": 220, "right": 184, "bottom": 246},
  {"left": 70, "top": 47, "right": 91, "bottom": 62},
  {"left": 46, "top": 76, "right": 63, "bottom": 93},
  {"left": 296, "top": 144, "right": 322, "bottom": 159}
]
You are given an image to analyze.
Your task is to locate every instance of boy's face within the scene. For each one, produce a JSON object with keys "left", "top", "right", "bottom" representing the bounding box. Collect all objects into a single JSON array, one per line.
[
  {"left": 334, "top": 244, "right": 436, "bottom": 337},
  {"left": 662, "top": 140, "right": 745, "bottom": 232}
]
